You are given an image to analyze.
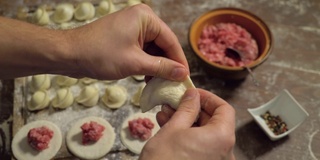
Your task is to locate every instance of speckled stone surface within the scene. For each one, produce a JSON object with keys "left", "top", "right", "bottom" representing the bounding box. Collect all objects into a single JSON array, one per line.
[{"left": 1, "top": 0, "right": 320, "bottom": 160}]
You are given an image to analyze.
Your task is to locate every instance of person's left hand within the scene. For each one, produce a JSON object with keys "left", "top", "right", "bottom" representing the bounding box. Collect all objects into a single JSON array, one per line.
[{"left": 65, "top": 4, "right": 189, "bottom": 81}]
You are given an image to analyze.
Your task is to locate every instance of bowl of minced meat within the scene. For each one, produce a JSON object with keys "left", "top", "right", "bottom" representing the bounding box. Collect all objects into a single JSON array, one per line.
[{"left": 189, "top": 8, "right": 273, "bottom": 80}]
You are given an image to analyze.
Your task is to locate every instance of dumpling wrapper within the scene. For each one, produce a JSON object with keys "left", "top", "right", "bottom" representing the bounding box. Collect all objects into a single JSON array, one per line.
[
  {"left": 52, "top": 88, "right": 74, "bottom": 109},
  {"left": 76, "top": 86, "right": 99, "bottom": 107},
  {"left": 11, "top": 120, "right": 62, "bottom": 160},
  {"left": 66, "top": 116, "right": 115, "bottom": 160},
  {"left": 140, "top": 76, "right": 195, "bottom": 112},
  {"left": 102, "top": 85, "right": 127, "bottom": 109},
  {"left": 120, "top": 112, "right": 160, "bottom": 154},
  {"left": 28, "top": 90, "right": 50, "bottom": 111}
]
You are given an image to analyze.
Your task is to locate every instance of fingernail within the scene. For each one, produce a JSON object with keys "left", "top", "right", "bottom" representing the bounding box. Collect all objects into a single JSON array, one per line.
[
  {"left": 182, "top": 89, "right": 197, "bottom": 101},
  {"left": 171, "top": 67, "right": 187, "bottom": 80}
]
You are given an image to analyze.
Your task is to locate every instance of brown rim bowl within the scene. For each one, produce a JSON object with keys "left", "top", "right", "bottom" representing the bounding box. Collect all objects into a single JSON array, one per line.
[{"left": 189, "top": 8, "right": 273, "bottom": 80}]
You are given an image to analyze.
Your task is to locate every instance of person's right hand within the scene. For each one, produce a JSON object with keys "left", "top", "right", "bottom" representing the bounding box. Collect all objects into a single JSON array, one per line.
[
  {"left": 139, "top": 88, "right": 236, "bottom": 160},
  {"left": 65, "top": 4, "right": 189, "bottom": 81}
]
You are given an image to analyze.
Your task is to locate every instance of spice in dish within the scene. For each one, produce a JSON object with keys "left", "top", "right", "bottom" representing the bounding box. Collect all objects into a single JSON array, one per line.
[
  {"left": 198, "top": 23, "right": 259, "bottom": 67},
  {"left": 261, "top": 111, "right": 288, "bottom": 135}
]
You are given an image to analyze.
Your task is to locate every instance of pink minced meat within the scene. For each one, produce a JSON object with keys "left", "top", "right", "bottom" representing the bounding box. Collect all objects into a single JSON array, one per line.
[
  {"left": 198, "top": 23, "right": 259, "bottom": 67},
  {"left": 129, "top": 118, "right": 154, "bottom": 141},
  {"left": 81, "top": 121, "right": 105, "bottom": 145},
  {"left": 28, "top": 126, "right": 54, "bottom": 151}
]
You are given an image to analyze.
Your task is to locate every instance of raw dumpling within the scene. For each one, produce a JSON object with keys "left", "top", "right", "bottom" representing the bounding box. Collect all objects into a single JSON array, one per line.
[
  {"left": 52, "top": 88, "right": 74, "bottom": 109},
  {"left": 28, "top": 90, "right": 50, "bottom": 111},
  {"left": 132, "top": 75, "right": 144, "bottom": 82},
  {"left": 53, "top": 3, "right": 74, "bottom": 23},
  {"left": 16, "top": 6, "right": 29, "bottom": 21},
  {"left": 76, "top": 86, "right": 99, "bottom": 107},
  {"left": 81, "top": 77, "right": 98, "bottom": 84},
  {"left": 140, "top": 76, "right": 195, "bottom": 112},
  {"left": 131, "top": 84, "right": 145, "bottom": 107},
  {"left": 103, "top": 80, "right": 115, "bottom": 84},
  {"left": 74, "top": 2, "right": 95, "bottom": 21},
  {"left": 127, "top": 0, "right": 142, "bottom": 6},
  {"left": 55, "top": 75, "right": 78, "bottom": 87},
  {"left": 33, "top": 7, "right": 49, "bottom": 25},
  {"left": 31, "top": 74, "right": 51, "bottom": 91},
  {"left": 102, "top": 85, "right": 127, "bottom": 109},
  {"left": 97, "top": 0, "right": 116, "bottom": 16}
]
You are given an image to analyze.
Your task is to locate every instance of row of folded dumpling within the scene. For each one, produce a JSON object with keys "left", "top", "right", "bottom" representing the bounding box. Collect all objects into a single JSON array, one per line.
[
  {"left": 28, "top": 74, "right": 145, "bottom": 111},
  {"left": 16, "top": 0, "right": 144, "bottom": 26}
]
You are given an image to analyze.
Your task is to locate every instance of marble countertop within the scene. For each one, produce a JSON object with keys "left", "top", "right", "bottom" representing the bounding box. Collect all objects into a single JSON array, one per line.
[{"left": 1, "top": 0, "right": 320, "bottom": 160}]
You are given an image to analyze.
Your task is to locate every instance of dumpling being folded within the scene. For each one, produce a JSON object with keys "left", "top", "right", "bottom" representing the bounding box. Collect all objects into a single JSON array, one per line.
[
  {"left": 52, "top": 88, "right": 74, "bottom": 109},
  {"left": 53, "top": 3, "right": 74, "bottom": 23},
  {"left": 76, "top": 86, "right": 99, "bottom": 107},
  {"left": 74, "top": 2, "right": 95, "bottom": 21},
  {"left": 31, "top": 74, "right": 51, "bottom": 91},
  {"left": 102, "top": 85, "right": 127, "bottom": 109},
  {"left": 28, "top": 90, "right": 50, "bottom": 111}
]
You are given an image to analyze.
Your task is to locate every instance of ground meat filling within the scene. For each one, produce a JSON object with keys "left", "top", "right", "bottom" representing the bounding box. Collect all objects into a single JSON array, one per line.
[
  {"left": 81, "top": 121, "right": 105, "bottom": 145},
  {"left": 27, "top": 126, "right": 54, "bottom": 151},
  {"left": 198, "top": 23, "right": 259, "bottom": 67},
  {"left": 128, "top": 118, "right": 154, "bottom": 141}
]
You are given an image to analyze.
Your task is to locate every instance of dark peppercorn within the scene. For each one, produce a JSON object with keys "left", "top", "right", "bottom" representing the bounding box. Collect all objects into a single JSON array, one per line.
[{"left": 260, "top": 111, "right": 288, "bottom": 135}]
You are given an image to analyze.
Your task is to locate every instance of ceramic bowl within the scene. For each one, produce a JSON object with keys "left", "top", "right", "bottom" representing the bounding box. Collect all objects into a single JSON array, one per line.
[
  {"left": 189, "top": 8, "right": 273, "bottom": 80},
  {"left": 248, "top": 89, "right": 309, "bottom": 141}
]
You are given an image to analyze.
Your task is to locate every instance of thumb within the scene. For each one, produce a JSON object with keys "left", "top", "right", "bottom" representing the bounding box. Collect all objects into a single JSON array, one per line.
[
  {"left": 165, "top": 88, "right": 200, "bottom": 130},
  {"left": 136, "top": 51, "right": 189, "bottom": 81}
]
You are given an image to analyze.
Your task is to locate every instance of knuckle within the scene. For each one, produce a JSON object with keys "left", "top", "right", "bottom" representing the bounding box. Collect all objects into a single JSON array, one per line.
[{"left": 152, "top": 57, "right": 166, "bottom": 77}]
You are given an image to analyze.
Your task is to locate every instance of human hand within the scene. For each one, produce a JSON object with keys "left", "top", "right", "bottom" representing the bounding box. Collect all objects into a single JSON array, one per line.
[
  {"left": 66, "top": 4, "right": 189, "bottom": 81},
  {"left": 139, "top": 88, "right": 236, "bottom": 160}
]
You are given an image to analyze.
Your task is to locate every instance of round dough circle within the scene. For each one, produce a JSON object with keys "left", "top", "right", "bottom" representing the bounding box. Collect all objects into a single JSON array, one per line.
[
  {"left": 11, "top": 120, "right": 62, "bottom": 160},
  {"left": 66, "top": 116, "right": 115, "bottom": 159},
  {"left": 120, "top": 112, "right": 160, "bottom": 154}
]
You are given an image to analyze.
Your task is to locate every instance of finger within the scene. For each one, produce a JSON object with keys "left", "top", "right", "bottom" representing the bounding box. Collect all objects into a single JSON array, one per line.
[
  {"left": 144, "top": 11, "right": 189, "bottom": 70},
  {"left": 161, "top": 104, "right": 175, "bottom": 117},
  {"left": 156, "top": 111, "right": 169, "bottom": 127},
  {"left": 135, "top": 50, "right": 189, "bottom": 81},
  {"left": 196, "top": 110, "right": 211, "bottom": 126},
  {"left": 154, "top": 20, "right": 189, "bottom": 70},
  {"left": 198, "top": 88, "right": 230, "bottom": 115},
  {"left": 156, "top": 105, "right": 177, "bottom": 127},
  {"left": 166, "top": 88, "right": 200, "bottom": 130},
  {"left": 197, "top": 89, "right": 235, "bottom": 131}
]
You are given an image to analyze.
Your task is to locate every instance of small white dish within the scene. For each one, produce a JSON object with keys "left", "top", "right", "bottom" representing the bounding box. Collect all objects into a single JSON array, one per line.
[{"left": 248, "top": 89, "right": 309, "bottom": 141}]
